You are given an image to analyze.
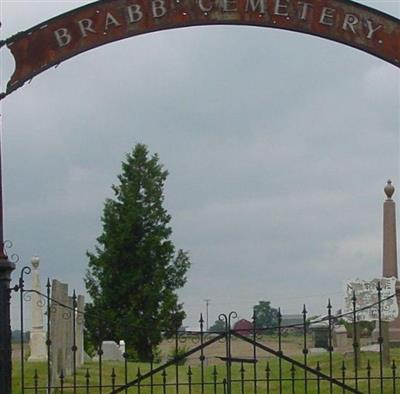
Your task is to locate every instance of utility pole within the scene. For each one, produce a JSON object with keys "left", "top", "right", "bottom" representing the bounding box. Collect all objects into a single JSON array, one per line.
[{"left": 204, "top": 299, "right": 211, "bottom": 331}]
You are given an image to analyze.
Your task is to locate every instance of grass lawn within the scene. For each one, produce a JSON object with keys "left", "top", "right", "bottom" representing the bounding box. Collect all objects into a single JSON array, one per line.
[{"left": 12, "top": 348, "right": 400, "bottom": 393}]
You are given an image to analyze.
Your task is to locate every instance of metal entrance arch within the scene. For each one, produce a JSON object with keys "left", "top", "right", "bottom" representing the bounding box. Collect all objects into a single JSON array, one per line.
[
  {"left": 0, "top": 0, "right": 399, "bottom": 99},
  {"left": 0, "top": 1, "right": 399, "bottom": 394}
]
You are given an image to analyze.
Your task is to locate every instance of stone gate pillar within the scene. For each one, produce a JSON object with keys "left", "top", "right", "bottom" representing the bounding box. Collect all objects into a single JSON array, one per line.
[{"left": 0, "top": 253, "right": 15, "bottom": 394}]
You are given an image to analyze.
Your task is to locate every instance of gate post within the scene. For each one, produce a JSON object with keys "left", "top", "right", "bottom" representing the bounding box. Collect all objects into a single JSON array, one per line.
[
  {"left": 0, "top": 122, "right": 16, "bottom": 393},
  {"left": 0, "top": 252, "right": 16, "bottom": 394}
]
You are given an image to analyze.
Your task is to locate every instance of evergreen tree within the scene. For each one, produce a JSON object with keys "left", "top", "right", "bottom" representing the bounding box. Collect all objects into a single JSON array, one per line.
[
  {"left": 209, "top": 319, "right": 226, "bottom": 333},
  {"left": 253, "top": 301, "right": 279, "bottom": 329},
  {"left": 85, "top": 144, "right": 190, "bottom": 360}
]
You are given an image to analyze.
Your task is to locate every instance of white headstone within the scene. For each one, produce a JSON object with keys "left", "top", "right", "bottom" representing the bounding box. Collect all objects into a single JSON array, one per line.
[
  {"left": 360, "top": 344, "right": 380, "bottom": 352},
  {"left": 76, "top": 295, "right": 85, "bottom": 367},
  {"left": 334, "top": 325, "right": 349, "bottom": 350},
  {"left": 50, "top": 280, "right": 69, "bottom": 386},
  {"left": 50, "top": 279, "right": 86, "bottom": 383},
  {"left": 95, "top": 341, "right": 124, "bottom": 361},
  {"left": 28, "top": 256, "right": 47, "bottom": 362},
  {"left": 343, "top": 278, "right": 399, "bottom": 322},
  {"left": 119, "top": 340, "right": 126, "bottom": 355}
]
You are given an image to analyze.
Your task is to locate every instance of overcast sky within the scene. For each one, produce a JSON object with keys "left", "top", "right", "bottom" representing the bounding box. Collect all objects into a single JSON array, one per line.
[{"left": 1, "top": 0, "right": 399, "bottom": 330}]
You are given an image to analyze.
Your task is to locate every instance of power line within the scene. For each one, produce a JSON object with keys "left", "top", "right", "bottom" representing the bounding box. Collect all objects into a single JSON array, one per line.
[{"left": 184, "top": 291, "right": 344, "bottom": 308}]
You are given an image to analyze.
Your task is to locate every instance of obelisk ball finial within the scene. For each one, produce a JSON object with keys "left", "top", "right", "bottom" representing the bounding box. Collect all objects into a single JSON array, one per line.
[
  {"left": 384, "top": 180, "right": 395, "bottom": 200},
  {"left": 31, "top": 256, "right": 40, "bottom": 269}
]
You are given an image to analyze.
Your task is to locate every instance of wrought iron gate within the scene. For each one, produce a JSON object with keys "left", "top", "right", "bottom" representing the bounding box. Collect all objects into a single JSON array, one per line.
[{"left": 14, "top": 267, "right": 400, "bottom": 394}]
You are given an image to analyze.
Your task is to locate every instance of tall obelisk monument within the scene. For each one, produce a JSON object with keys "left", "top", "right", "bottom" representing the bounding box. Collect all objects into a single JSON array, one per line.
[
  {"left": 382, "top": 180, "right": 400, "bottom": 344},
  {"left": 28, "top": 256, "right": 47, "bottom": 361}
]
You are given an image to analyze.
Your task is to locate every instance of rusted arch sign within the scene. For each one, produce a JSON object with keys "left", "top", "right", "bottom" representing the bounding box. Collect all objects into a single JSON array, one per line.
[{"left": 1, "top": 0, "right": 399, "bottom": 99}]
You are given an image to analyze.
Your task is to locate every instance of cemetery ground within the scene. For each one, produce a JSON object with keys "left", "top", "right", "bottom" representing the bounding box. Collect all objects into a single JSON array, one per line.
[{"left": 12, "top": 334, "right": 400, "bottom": 393}]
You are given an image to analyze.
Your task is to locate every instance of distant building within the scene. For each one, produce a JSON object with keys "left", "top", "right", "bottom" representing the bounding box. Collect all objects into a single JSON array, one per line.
[
  {"left": 281, "top": 314, "right": 303, "bottom": 333},
  {"left": 281, "top": 314, "right": 303, "bottom": 327},
  {"left": 233, "top": 319, "right": 253, "bottom": 336}
]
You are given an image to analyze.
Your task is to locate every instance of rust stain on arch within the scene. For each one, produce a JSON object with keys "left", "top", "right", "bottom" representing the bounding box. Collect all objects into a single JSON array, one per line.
[{"left": 1, "top": 0, "right": 399, "bottom": 99}]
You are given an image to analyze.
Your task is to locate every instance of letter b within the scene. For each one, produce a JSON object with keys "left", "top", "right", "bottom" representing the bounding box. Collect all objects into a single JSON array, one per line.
[
  {"left": 127, "top": 4, "right": 143, "bottom": 23},
  {"left": 54, "top": 28, "right": 72, "bottom": 47},
  {"left": 152, "top": 0, "right": 167, "bottom": 18}
]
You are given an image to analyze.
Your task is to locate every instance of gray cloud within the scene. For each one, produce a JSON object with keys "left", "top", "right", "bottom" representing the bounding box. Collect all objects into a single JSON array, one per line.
[{"left": 1, "top": 0, "right": 399, "bottom": 328}]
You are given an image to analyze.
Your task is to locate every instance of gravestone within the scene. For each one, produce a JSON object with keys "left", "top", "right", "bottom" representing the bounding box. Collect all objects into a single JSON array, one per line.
[
  {"left": 119, "top": 340, "right": 126, "bottom": 356},
  {"left": 50, "top": 280, "right": 85, "bottom": 385},
  {"left": 334, "top": 325, "right": 349, "bottom": 351},
  {"left": 64, "top": 295, "right": 74, "bottom": 375},
  {"left": 50, "top": 280, "right": 69, "bottom": 386},
  {"left": 28, "top": 257, "right": 47, "bottom": 362},
  {"left": 76, "top": 295, "right": 85, "bottom": 367},
  {"left": 361, "top": 344, "right": 380, "bottom": 352},
  {"left": 382, "top": 181, "right": 400, "bottom": 346},
  {"left": 310, "top": 319, "right": 330, "bottom": 349},
  {"left": 94, "top": 341, "right": 124, "bottom": 361}
]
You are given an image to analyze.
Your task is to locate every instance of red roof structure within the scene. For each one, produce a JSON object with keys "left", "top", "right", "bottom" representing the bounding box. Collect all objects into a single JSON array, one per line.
[{"left": 233, "top": 319, "right": 253, "bottom": 336}]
